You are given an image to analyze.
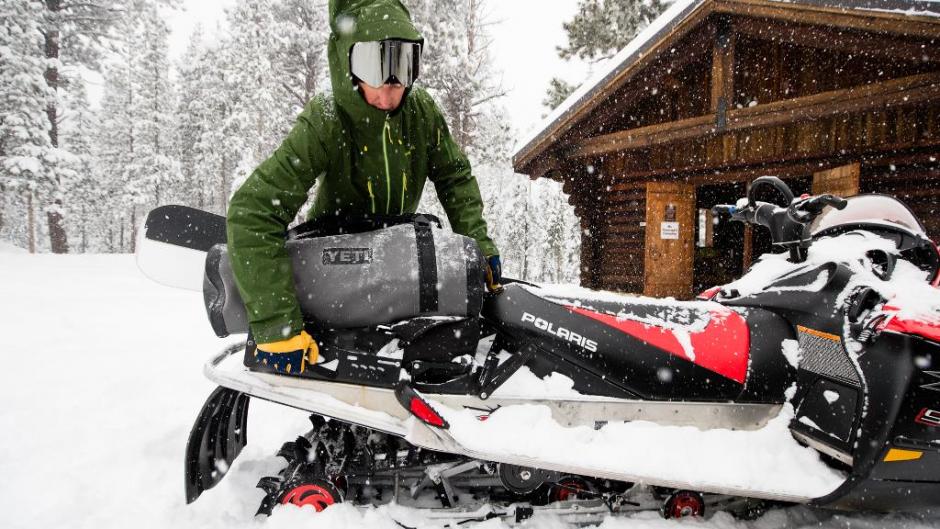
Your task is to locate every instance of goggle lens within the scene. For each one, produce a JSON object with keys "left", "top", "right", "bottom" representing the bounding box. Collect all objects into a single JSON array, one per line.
[{"left": 350, "top": 40, "right": 421, "bottom": 87}]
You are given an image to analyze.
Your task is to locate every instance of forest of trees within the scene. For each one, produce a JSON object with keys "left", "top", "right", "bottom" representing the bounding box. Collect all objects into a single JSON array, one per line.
[{"left": 1, "top": 0, "right": 662, "bottom": 283}]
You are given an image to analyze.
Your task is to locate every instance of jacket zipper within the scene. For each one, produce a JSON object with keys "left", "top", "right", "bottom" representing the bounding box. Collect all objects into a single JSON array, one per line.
[
  {"left": 382, "top": 115, "right": 392, "bottom": 214},
  {"left": 401, "top": 170, "right": 407, "bottom": 213},
  {"left": 367, "top": 179, "right": 376, "bottom": 213}
]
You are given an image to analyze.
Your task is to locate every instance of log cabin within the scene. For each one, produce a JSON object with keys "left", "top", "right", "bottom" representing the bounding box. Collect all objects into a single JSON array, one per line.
[{"left": 512, "top": 0, "right": 940, "bottom": 299}]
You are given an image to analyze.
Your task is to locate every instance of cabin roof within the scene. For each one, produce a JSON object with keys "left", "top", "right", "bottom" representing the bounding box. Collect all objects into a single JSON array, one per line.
[{"left": 512, "top": 0, "right": 940, "bottom": 173}]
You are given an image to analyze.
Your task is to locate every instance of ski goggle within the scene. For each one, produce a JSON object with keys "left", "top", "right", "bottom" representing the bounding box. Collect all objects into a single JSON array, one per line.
[{"left": 350, "top": 40, "right": 421, "bottom": 88}]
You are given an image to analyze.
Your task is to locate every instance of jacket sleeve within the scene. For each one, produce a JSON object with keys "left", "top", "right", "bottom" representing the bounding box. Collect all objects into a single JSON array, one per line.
[
  {"left": 426, "top": 100, "right": 499, "bottom": 257},
  {"left": 226, "top": 101, "right": 327, "bottom": 344}
]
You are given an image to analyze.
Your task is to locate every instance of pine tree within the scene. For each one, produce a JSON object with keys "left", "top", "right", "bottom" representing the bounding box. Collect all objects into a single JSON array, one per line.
[
  {"left": 407, "top": 0, "right": 507, "bottom": 160},
  {"left": 273, "top": 0, "right": 330, "bottom": 110},
  {"left": 176, "top": 30, "right": 239, "bottom": 216},
  {"left": 124, "top": 2, "right": 179, "bottom": 249},
  {"left": 219, "top": 0, "right": 292, "bottom": 165},
  {"left": 543, "top": 78, "right": 577, "bottom": 113},
  {"left": 0, "top": 0, "right": 51, "bottom": 252},
  {"left": 559, "top": 0, "right": 670, "bottom": 62},
  {"left": 94, "top": 59, "right": 135, "bottom": 251},
  {"left": 173, "top": 0, "right": 330, "bottom": 220},
  {"left": 59, "top": 79, "right": 100, "bottom": 252},
  {"left": 544, "top": 0, "right": 670, "bottom": 111},
  {"left": 176, "top": 27, "right": 212, "bottom": 210},
  {"left": 35, "top": 0, "right": 127, "bottom": 253}
]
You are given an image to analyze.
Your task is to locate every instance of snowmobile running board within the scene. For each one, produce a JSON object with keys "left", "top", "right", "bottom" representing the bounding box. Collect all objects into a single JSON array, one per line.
[
  {"left": 203, "top": 343, "right": 783, "bottom": 436},
  {"left": 190, "top": 343, "right": 824, "bottom": 505},
  {"left": 366, "top": 494, "right": 756, "bottom": 527}
]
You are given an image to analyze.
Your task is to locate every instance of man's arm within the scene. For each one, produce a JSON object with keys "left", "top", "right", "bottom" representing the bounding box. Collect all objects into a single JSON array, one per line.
[
  {"left": 425, "top": 99, "right": 499, "bottom": 258},
  {"left": 226, "top": 101, "right": 328, "bottom": 344}
]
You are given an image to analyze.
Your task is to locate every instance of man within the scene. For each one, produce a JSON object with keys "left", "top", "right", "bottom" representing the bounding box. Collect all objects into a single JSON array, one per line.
[{"left": 226, "top": 0, "right": 501, "bottom": 375}]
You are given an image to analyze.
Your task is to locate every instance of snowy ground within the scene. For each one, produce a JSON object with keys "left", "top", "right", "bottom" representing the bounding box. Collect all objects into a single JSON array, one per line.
[{"left": 3, "top": 253, "right": 940, "bottom": 529}]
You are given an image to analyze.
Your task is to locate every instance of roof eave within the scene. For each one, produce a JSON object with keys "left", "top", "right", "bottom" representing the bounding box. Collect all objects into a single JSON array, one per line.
[
  {"left": 512, "top": 0, "right": 940, "bottom": 176},
  {"left": 512, "top": 0, "right": 712, "bottom": 173}
]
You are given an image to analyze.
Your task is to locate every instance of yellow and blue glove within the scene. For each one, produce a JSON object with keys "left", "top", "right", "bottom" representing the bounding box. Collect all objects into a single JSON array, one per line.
[
  {"left": 485, "top": 255, "right": 502, "bottom": 292},
  {"left": 255, "top": 330, "right": 319, "bottom": 374}
]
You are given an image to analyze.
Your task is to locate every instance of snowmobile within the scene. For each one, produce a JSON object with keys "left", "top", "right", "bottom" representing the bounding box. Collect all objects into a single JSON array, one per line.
[{"left": 138, "top": 176, "right": 940, "bottom": 521}]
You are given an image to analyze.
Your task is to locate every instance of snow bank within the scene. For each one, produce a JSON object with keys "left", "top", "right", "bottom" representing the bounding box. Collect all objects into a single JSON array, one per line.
[
  {"left": 491, "top": 366, "right": 581, "bottom": 398},
  {"left": 437, "top": 401, "right": 845, "bottom": 500},
  {"left": 0, "top": 240, "right": 27, "bottom": 253}
]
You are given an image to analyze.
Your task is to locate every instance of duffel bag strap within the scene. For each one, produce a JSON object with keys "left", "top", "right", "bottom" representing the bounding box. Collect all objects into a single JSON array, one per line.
[
  {"left": 288, "top": 213, "right": 442, "bottom": 240},
  {"left": 414, "top": 221, "right": 439, "bottom": 314}
]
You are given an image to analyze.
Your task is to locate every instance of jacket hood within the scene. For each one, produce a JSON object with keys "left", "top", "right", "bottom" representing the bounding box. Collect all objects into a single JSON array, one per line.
[{"left": 328, "top": 0, "right": 424, "bottom": 126}]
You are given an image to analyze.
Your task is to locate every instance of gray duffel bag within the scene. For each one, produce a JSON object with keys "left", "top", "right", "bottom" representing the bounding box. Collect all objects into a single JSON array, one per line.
[{"left": 203, "top": 214, "right": 486, "bottom": 337}]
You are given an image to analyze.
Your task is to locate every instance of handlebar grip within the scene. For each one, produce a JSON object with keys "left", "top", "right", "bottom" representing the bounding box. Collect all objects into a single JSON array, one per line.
[
  {"left": 712, "top": 204, "right": 736, "bottom": 216},
  {"left": 799, "top": 194, "right": 848, "bottom": 215},
  {"left": 713, "top": 204, "right": 754, "bottom": 223},
  {"left": 820, "top": 194, "right": 848, "bottom": 210}
]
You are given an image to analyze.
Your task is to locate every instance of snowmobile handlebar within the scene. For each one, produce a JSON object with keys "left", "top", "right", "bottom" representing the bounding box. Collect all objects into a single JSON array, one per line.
[{"left": 712, "top": 177, "right": 848, "bottom": 262}]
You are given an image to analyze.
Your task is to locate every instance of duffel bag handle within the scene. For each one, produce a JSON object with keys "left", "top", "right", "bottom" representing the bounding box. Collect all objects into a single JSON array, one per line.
[{"left": 288, "top": 212, "right": 442, "bottom": 240}]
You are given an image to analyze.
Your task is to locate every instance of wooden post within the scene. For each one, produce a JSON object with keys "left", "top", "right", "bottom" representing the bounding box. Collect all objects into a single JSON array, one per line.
[
  {"left": 742, "top": 178, "right": 754, "bottom": 270},
  {"left": 813, "top": 163, "right": 860, "bottom": 197},
  {"left": 742, "top": 225, "right": 753, "bottom": 270},
  {"left": 710, "top": 17, "right": 736, "bottom": 131},
  {"left": 572, "top": 167, "right": 603, "bottom": 290}
]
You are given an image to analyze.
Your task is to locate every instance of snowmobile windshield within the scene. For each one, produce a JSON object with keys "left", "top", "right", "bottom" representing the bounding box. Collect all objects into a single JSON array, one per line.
[
  {"left": 809, "top": 194, "right": 927, "bottom": 238},
  {"left": 350, "top": 39, "right": 421, "bottom": 87}
]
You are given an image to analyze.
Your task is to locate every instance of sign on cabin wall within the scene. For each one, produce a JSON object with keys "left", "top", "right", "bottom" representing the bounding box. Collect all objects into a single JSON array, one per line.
[
  {"left": 661, "top": 203, "right": 680, "bottom": 239},
  {"left": 661, "top": 222, "right": 680, "bottom": 239}
]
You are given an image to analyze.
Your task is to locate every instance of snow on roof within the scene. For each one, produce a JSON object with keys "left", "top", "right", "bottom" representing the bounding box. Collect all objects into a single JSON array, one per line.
[
  {"left": 783, "top": 0, "right": 940, "bottom": 18},
  {"left": 513, "top": 0, "right": 940, "bottom": 169},
  {"left": 512, "top": 0, "right": 705, "bottom": 164}
]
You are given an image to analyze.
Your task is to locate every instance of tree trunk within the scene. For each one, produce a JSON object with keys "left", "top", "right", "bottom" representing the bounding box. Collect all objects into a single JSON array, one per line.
[
  {"left": 522, "top": 181, "right": 530, "bottom": 281},
  {"left": 43, "top": 0, "right": 69, "bottom": 253},
  {"left": 130, "top": 206, "right": 137, "bottom": 253},
  {"left": 27, "top": 191, "right": 36, "bottom": 253},
  {"left": 221, "top": 151, "right": 229, "bottom": 215},
  {"left": 47, "top": 210, "right": 68, "bottom": 253},
  {"left": 80, "top": 204, "right": 87, "bottom": 253}
]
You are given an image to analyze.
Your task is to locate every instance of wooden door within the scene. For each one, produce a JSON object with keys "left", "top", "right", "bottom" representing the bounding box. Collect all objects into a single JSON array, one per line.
[
  {"left": 644, "top": 182, "right": 696, "bottom": 299},
  {"left": 813, "top": 162, "right": 860, "bottom": 197}
]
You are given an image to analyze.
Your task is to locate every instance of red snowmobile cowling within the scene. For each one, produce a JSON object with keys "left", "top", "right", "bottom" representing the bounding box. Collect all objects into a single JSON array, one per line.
[
  {"left": 485, "top": 284, "right": 792, "bottom": 403},
  {"left": 566, "top": 305, "right": 750, "bottom": 384},
  {"left": 880, "top": 304, "right": 940, "bottom": 345}
]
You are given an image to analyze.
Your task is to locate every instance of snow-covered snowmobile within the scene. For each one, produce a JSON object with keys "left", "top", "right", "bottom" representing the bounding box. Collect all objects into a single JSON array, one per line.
[{"left": 139, "top": 176, "right": 940, "bottom": 521}]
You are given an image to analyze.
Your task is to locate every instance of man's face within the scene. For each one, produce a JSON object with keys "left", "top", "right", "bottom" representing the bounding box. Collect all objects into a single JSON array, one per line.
[{"left": 358, "top": 81, "right": 406, "bottom": 111}]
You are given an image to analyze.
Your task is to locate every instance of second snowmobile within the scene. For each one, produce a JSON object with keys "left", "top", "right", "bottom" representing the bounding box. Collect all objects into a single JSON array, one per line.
[{"left": 140, "top": 176, "right": 940, "bottom": 520}]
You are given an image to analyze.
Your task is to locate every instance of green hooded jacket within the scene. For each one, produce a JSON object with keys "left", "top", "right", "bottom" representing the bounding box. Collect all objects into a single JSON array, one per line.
[{"left": 226, "top": 0, "right": 499, "bottom": 343}]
